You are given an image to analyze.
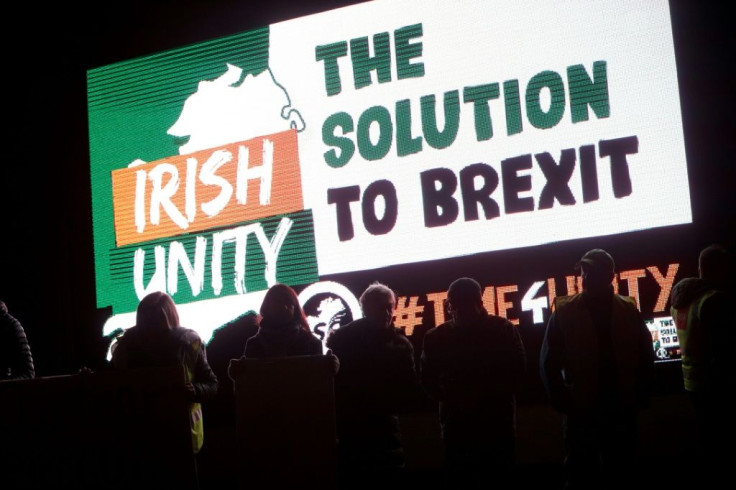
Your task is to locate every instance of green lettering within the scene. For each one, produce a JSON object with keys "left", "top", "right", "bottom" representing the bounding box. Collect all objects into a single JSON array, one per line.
[
  {"left": 503, "top": 79, "right": 523, "bottom": 135},
  {"left": 350, "top": 33, "right": 392, "bottom": 90},
  {"left": 463, "top": 83, "right": 500, "bottom": 141},
  {"left": 315, "top": 42, "right": 348, "bottom": 96},
  {"left": 396, "top": 99, "right": 423, "bottom": 157},
  {"left": 568, "top": 61, "right": 610, "bottom": 123},
  {"left": 421, "top": 90, "right": 460, "bottom": 149},
  {"left": 322, "top": 112, "right": 355, "bottom": 167},
  {"left": 357, "top": 105, "right": 393, "bottom": 161},
  {"left": 395, "top": 23, "right": 425, "bottom": 80},
  {"left": 526, "top": 70, "right": 565, "bottom": 129}
]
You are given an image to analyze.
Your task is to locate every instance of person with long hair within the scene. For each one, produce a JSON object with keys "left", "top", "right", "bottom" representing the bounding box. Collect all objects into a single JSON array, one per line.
[
  {"left": 243, "top": 283, "right": 323, "bottom": 358},
  {"left": 232, "top": 284, "right": 338, "bottom": 489},
  {"left": 110, "top": 291, "right": 218, "bottom": 454}
]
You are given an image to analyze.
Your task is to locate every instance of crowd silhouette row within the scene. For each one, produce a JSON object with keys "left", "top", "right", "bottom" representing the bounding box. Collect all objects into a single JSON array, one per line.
[{"left": 1, "top": 245, "right": 733, "bottom": 489}]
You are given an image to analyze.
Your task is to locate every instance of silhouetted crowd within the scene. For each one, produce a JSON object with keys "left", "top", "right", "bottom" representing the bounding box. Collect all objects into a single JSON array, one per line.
[{"left": 2, "top": 244, "right": 733, "bottom": 489}]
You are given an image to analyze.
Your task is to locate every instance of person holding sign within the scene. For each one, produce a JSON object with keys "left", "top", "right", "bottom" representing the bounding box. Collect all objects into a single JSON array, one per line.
[
  {"left": 540, "top": 249, "right": 655, "bottom": 490},
  {"left": 420, "top": 277, "right": 526, "bottom": 489},
  {"left": 110, "top": 291, "right": 219, "bottom": 455}
]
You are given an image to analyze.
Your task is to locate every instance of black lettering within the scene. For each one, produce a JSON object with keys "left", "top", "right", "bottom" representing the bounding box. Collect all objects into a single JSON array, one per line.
[
  {"left": 327, "top": 186, "right": 361, "bottom": 241},
  {"left": 420, "top": 168, "right": 459, "bottom": 227},
  {"left": 536, "top": 149, "right": 576, "bottom": 209},
  {"left": 599, "top": 135, "right": 638, "bottom": 198},
  {"left": 579, "top": 144, "right": 599, "bottom": 202},
  {"left": 501, "top": 155, "right": 534, "bottom": 214},
  {"left": 459, "top": 163, "right": 500, "bottom": 221},
  {"left": 362, "top": 180, "right": 398, "bottom": 235}
]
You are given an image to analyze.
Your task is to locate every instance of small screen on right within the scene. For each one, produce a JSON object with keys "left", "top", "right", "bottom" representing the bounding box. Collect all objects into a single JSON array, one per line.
[{"left": 646, "top": 316, "right": 680, "bottom": 363}]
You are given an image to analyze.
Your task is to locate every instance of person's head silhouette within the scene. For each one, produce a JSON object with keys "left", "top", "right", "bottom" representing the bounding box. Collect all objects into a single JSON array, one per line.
[
  {"left": 575, "top": 248, "right": 615, "bottom": 294},
  {"left": 259, "top": 283, "right": 309, "bottom": 331},
  {"left": 447, "top": 277, "right": 484, "bottom": 325},
  {"left": 136, "top": 291, "right": 180, "bottom": 339},
  {"left": 698, "top": 243, "right": 731, "bottom": 289},
  {"left": 359, "top": 282, "right": 396, "bottom": 329}
]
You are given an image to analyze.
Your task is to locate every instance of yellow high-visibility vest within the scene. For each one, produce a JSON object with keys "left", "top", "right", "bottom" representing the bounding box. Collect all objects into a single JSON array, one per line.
[
  {"left": 671, "top": 289, "right": 718, "bottom": 392},
  {"left": 554, "top": 293, "right": 644, "bottom": 410}
]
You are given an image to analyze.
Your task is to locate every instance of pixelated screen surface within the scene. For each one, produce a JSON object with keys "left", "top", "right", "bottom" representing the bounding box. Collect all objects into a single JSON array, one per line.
[{"left": 87, "top": 0, "right": 690, "bottom": 358}]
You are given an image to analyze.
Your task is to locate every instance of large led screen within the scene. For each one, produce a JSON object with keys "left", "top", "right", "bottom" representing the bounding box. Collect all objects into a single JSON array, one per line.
[{"left": 87, "top": 0, "right": 690, "bottom": 358}]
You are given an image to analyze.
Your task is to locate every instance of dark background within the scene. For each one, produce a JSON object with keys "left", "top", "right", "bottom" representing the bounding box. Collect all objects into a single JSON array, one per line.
[{"left": 1, "top": 0, "right": 733, "bottom": 378}]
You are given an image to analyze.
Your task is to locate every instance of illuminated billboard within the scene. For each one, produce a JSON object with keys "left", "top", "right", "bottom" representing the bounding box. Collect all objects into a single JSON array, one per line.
[{"left": 87, "top": 0, "right": 690, "bottom": 355}]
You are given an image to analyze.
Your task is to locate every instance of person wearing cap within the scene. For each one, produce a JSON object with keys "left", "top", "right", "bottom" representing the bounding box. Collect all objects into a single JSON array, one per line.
[
  {"left": 540, "top": 249, "right": 655, "bottom": 490},
  {"left": 420, "top": 277, "right": 526, "bottom": 489}
]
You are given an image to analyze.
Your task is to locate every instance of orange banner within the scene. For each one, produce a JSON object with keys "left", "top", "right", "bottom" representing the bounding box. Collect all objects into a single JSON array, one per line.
[{"left": 112, "top": 130, "right": 303, "bottom": 246}]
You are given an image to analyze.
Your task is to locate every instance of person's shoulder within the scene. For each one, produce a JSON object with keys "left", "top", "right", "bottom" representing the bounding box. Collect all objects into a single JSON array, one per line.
[
  {"left": 388, "top": 325, "right": 413, "bottom": 346},
  {"left": 424, "top": 321, "right": 453, "bottom": 341},
  {"left": 703, "top": 286, "right": 730, "bottom": 301},
  {"left": 211, "top": 319, "right": 258, "bottom": 344},
  {"left": 612, "top": 295, "right": 645, "bottom": 323},
  {"left": 481, "top": 314, "right": 522, "bottom": 344},
  {"left": 178, "top": 326, "right": 201, "bottom": 338},
  {"left": 111, "top": 327, "right": 139, "bottom": 360},
  {"left": 701, "top": 288, "right": 730, "bottom": 314},
  {"left": 176, "top": 327, "right": 205, "bottom": 348},
  {"left": 327, "top": 318, "right": 363, "bottom": 342},
  {"left": 207, "top": 326, "right": 226, "bottom": 346},
  {"left": 484, "top": 313, "right": 515, "bottom": 328},
  {"left": 300, "top": 328, "right": 322, "bottom": 343},
  {"left": 117, "top": 326, "right": 141, "bottom": 343},
  {"left": 615, "top": 294, "right": 639, "bottom": 309},
  {"left": 0, "top": 310, "right": 22, "bottom": 332},
  {"left": 244, "top": 330, "right": 262, "bottom": 344},
  {"left": 344, "top": 317, "right": 369, "bottom": 329},
  {"left": 243, "top": 333, "right": 263, "bottom": 356},
  {"left": 554, "top": 293, "right": 582, "bottom": 310},
  {"left": 671, "top": 277, "right": 707, "bottom": 309},
  {"left": 0, "top": 309, "right": 17, "bottom": 323}
]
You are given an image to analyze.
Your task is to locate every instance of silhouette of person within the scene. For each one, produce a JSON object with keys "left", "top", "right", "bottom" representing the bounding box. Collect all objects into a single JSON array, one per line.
[
  {"left": 0, "top": 300, "right": 35, "bottom": 380},
  {"left": 205, "top": 310, "right": 261, "bottom": 427},
  {"left": 198, "top": 311, "right": 261, "bottom": 488},
  {"left": 540, "top": 249, "right": 655, "bottom": 490},
  {"left": 110, "top": 291, "right": 218, "bottom": 454},
  {"left": 670, "top": 243, "right": 735, "bottom": 483},
  {"left": 325, "top": 281, "right": 419, "bottom": 490},
  {"left": 227, "top": 284, "right": 338, "bottom": 490},
  {"left": 420, "top": 277, "right": 526, "bottom": 489},
  {"left": 243, "top": 283, "right": 324, "bottom": 358}
]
